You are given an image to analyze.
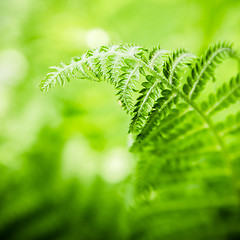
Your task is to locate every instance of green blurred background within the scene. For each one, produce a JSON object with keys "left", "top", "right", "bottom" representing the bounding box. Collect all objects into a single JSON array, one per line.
[{"left": 0, "top": 0, "right": 240, "bottom": 239}]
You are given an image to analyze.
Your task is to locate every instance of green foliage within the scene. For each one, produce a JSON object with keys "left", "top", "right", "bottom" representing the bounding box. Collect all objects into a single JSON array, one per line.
[
  {"left": 40, "top": 41, "right": 240, "bottom": 239},
  {"left": 183, "top": 42, "right": 237, "bottom": 100},
  {"left": 38, "top": 45, "right": 146, "bottom": 113},
  {"left": 2, "top": 0, "right": 240, "bottom": 239},
  {"left": 201, "top": 74, "right": 240, "bottom": 116}
]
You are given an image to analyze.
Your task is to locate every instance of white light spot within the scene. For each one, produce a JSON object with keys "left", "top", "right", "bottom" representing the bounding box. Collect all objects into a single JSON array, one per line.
[
  {"left": 100, "top": 148, "right": 132, "bottom": 183},
  {"left": 61, "top": 136, "right": 97, "bottom": 182},
  {"left": 0, "top": 49, "right": 28, "bottom": 85},
  {"left": 86, "top": 28, "right": 110, "bottom": 48}
]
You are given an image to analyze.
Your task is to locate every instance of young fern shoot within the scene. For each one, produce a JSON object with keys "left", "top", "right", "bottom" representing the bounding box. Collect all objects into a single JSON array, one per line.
[
  {"left": 39, "top": 41, "right": 240, "bottom": 197},
  {"left": 39, "top": 41, "right": 240, "bottom": 238}
]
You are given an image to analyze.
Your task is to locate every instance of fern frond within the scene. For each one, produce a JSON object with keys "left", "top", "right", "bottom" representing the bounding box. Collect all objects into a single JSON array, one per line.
[
  {"left": 134, "top": 49, "right": 195, "bottom": 138},
  {"left": 182, "top": 42, "right": 236, "bottom": 100},
  {"left": 39, "top": 41, "right": 240, "bottom": 240},
  {"left": 162, "top": 49, "right": 196, "bottom": 85},
  {"left": 200, "top": 74, "right": 240, "bottom": 116},
  {"left": 40, "top": 42, "right": 240, "bottom": 152},
  {"left": 135, "top": 94, "right": 177, "bottom": 140},
  {"left": 39, "top": 44, "right": 147, "bottom": 112},
  {"left": 149, "top": 46, "right": 170, "bottom": 69},
  {"left": 217, "top": 111, "right": 240, "bottom": 136},
  {"left": 129, "top": 75, "right": 163, "bottom": 133},
  {"left": 117, "top": 61, "right": 140, "bottom": 112}
]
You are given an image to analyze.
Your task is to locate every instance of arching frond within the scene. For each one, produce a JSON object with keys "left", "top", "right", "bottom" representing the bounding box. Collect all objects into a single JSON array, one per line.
[
  {"left": 39, "top": 41, "right": 240, "bottom": 240},
  {"left": 39, "top": 44, "right": 147, "bottom": 112},
  {"left": 182, "top": 42, "right": 237, "bottom": 100}
]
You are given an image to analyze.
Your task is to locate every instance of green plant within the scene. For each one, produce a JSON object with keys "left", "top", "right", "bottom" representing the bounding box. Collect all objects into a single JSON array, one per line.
[{"left": 39, "top": 42, "right": 240, "bottom": 239}]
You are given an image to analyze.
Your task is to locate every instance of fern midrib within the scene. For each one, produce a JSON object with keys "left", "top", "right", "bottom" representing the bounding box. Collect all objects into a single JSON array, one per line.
[
  {"left": 142, "top": 94, "right": 177, "bottom": 136},
  {"left": 169, "top": 53, "right": 194, "bottom": 84},
  {"left": 110, "top": 54, "right": 122, "bottom": 84},
  {"left": 150, "top": 49, "right": 170, "bottom": 68},
  {"left": 41, "top": 49, "right": 141, "bottom": 90},
  {"left": 122, "top": 65, "right": 139, "bottom": 97},
  {"left": 42, "top": 58, "right": 97, "bottom": 90},
  {"left": 135, "top": 80, "right": 160, "bottom": 121},
  {"left": 169, "top": 146, "right": 220, "bottom": 158},
  {"left": 146, "top": 108, "right": 193, "bottom": 143},
  {"left": 160, "top": 125, "right": 208, "bottom": 147},
  {"left": 206, "top": 82, "right": 240, "bottom": 116},
  {"left": 221, "top": 123, "right": 240, "bottom": 136},
  {"left": 120, "top": 65, "right": 139, "bottom": 112},
  {"left": 189, "top": 47, "right": 231, "bottom": 99}
]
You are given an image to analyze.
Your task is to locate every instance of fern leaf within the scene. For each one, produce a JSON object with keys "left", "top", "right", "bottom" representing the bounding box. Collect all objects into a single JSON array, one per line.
[
  {"left": 39, "top": 44, "right": 147, "bottom": 112},
  {"left": 162, "top": 49, "right": 196, "bottom": 85},
  {"left": 200, "top": 74, "right": 240, "bottom": 116},
  {"left": 135, "top": 49, "right": 195, "bottom": 138},
  {"left": 217, "top": 111, "right": 240, "bottom": 136},
  {"left": 129, "top": 75, "right": 163, "bottom": 133},
  {"left": 136, "top": 94, "right": 177, "bottom": 140},
  {"left": 183, "top": 42, "right": 236, "bottom": 100},
  {"left": 149, "top": 46, "right": 170, "bottom": 69},
  {"left": 117, "top": 61, "right": 140, "bottom": 112}
]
